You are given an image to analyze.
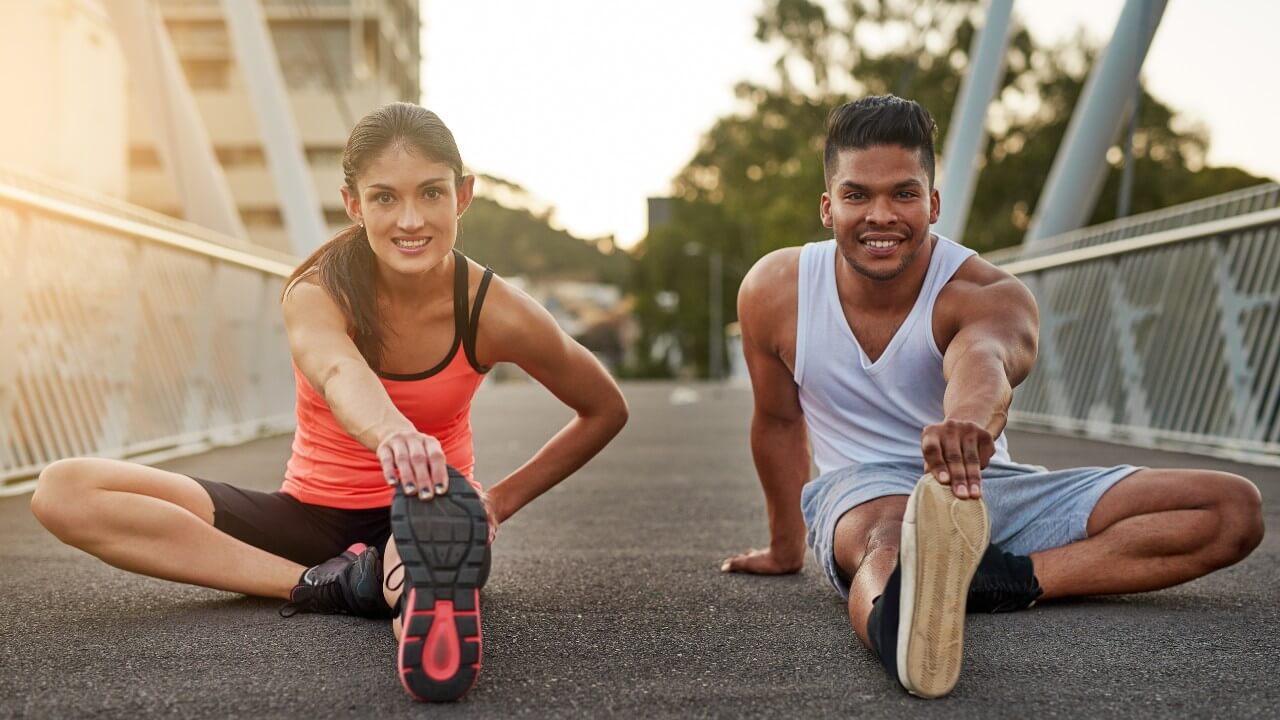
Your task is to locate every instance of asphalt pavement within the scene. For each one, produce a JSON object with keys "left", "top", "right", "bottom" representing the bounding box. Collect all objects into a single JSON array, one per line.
[{"left": 2, "top": 382, "right": 1277, "bottom": 719}]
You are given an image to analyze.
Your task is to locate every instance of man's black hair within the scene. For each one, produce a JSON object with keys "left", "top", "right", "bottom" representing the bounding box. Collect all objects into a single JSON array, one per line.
[{"left": 823, "top": 95, "right": 937, "bottom": 186}]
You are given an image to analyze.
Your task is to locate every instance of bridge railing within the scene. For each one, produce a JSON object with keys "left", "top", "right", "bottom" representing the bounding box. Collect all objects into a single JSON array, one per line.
[
  {"left": 0, "top": 167, "right": 299, "bottom": 493},
  {"left": 993, "top": 183, "right": 1280, "bottom": 466}
]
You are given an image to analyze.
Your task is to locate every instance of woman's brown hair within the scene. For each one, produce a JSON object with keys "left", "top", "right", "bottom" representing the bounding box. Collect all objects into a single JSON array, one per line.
[{"left": 282, "top": 102, "right": 465, "bottom": 371}]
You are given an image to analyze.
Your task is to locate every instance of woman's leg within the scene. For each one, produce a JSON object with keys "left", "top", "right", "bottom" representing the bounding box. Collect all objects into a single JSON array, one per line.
[
  {"left": 383, "top": 537, "right": 405, "bottom": 638},
  {"left": 30, "top": 457, "right": 304, "bottom": 599}
]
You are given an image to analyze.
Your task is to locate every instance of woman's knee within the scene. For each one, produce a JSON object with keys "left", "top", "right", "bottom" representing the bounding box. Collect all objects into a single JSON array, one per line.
[{"left": 30, "top": 458, "right": 105, "bottom": 536}]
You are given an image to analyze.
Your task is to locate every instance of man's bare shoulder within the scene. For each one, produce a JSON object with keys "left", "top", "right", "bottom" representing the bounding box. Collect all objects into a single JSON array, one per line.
[
  {"left": 739, "top": 247, "right": 802, "bottom": 318},
  {"left": 941, "top": 254, "right": 1033, "bottom": 305},
  {"left": 934, "top": 253, "right": 1038, "bottom": 347},
  {"left": 739, "top": 246, "right": 804, "bottom": 366}
]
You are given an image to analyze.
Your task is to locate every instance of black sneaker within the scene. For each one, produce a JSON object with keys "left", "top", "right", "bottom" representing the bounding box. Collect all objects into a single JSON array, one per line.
[
  {"left": 390, "top": 467, "right": 490, "bottom": 702},
  {"left": 279, "top": 543, "right": 393, "bottom": 619},
  {"left": 967, "top": 545, "right": 1043, "bottom": 613},
  {"left": 867, "top": 564, "right": 904, "bottom": 683}
]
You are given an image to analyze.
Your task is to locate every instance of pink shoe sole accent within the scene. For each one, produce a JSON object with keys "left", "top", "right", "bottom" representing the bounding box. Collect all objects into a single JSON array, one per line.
[{"left": 397, "top": 589, "right": 483, "bottom": 702}]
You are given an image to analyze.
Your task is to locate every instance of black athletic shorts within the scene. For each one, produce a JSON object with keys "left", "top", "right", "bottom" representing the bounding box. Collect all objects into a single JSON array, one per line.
[{"left": 193, "top": 478, "right": 391, "bottom": 567}]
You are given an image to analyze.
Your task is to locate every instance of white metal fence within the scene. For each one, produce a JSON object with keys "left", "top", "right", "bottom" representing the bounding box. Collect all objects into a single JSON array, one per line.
[
  {"left": 0, "top": 167, "right": 298, "bottom": 493},
  {"left": 994, "top": 183, "right": 1280, "bottom": 465},
  {"left": 3, "top": 168, "right": 1277, "bottom": 493}
]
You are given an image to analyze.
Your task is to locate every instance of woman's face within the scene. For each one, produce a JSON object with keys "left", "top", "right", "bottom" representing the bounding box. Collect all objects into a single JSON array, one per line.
[{"left": 341, "top": 143, "right": 474, "bottom": 277}]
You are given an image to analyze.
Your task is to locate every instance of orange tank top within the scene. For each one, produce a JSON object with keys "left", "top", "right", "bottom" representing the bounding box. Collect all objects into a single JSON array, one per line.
[{"left": 281, "top": 250, "right": 492, "bottom": 509}]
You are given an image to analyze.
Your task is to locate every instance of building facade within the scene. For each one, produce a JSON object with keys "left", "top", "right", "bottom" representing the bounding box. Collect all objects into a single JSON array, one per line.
[
  {"left": 0, "top": 0, "right": 128, "bottom": 198},
  {"left": 128, "top": 0, "right": 422, "bottom": 253}
]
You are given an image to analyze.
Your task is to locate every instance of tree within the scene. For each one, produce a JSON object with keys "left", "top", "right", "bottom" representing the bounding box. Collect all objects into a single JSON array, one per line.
[
  {"left": 458, "top": 175, "right": 631, "bottom": 287},
  {"left": 629, "top": 0, "right": 1270, "bottom": 378}
]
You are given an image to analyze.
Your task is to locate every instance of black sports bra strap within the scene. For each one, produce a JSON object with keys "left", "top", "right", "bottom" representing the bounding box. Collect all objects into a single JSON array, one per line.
[
  {"left": 463, "top": 267, "right": 494, "bottom": 373},
  {"left": 451, "top": 248, "right": 469, "bottom": 340}
]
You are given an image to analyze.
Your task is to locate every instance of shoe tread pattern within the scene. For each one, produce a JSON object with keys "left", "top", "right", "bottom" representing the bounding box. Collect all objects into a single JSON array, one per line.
[
  {"left": 391, "top": 469, "right": 489, "bottom": 702},
  {"left": 902, "top": 475, "right": 990, "bottom": 699}
]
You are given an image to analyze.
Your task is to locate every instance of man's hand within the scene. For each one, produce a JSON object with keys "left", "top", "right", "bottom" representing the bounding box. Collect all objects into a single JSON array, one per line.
[
  {"left": 377, "top": 429, "right": 448, "bottom": 501},
  {"left": 721, "top": 547, "right": 804, "bottom": 575},
  {"left": 921, "top": 419, "right": 996, "bottom": 500}
]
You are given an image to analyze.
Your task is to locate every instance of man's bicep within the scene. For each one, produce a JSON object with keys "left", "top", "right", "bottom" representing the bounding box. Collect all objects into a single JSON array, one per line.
[
  {"left": 742, "top": 326, "right": 803, "bottom": 423},
  {"left": 944, "top": 279, "right": 1039, "bottom": 385}
]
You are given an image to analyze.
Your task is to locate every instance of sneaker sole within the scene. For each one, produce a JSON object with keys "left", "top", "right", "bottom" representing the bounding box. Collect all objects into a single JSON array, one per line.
[
  {"left": 896, "top": 473, "right": 990, "bottom": 699},
  {"left": 390, "top": 468, "right": 490, "bottom": 702}
]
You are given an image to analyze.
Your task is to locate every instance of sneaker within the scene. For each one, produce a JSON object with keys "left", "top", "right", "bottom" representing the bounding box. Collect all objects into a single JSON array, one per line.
[
  {"left": 279, "top": 543, "right": 393, "bottom": 619},
  {"left": 390, "top": 468, "right": 490, "bottom": 702},
  {"left": 896, "top": 473, "right": 990, "bottom": 698},
  {"left": 967, "top": 545, "right": 1043, "bottom": 614},
  {"left": 866, "top": 563, "right": 904, "bottom": 681}
]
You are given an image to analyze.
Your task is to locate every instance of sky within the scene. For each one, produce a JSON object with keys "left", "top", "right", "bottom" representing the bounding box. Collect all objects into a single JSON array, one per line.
[{"left": 421, "top": 1, "right": 1280, "bottom": 249}]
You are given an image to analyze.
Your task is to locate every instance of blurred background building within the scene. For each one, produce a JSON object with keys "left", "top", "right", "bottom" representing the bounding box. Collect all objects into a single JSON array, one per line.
[
  {"left": 0, "top": 1, "right": 129, "bottom": 197},
  {"left": 126, "top": 0, "right": 422, "bottom": 253}
]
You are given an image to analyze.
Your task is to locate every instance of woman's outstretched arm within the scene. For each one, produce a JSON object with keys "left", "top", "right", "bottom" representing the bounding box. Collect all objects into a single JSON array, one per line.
[{"left": 283, "top": 279, "right": 449, "bottom": 497}]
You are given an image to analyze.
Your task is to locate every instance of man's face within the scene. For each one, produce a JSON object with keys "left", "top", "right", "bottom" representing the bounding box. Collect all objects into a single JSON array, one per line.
[{"left": 820, "top": 145, "right": 940, "bottom": 282}]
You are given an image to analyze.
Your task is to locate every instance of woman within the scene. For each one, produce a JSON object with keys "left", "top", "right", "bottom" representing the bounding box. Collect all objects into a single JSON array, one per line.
[{"left": 30, "top": 102, "right": 629, "bottom": 702}]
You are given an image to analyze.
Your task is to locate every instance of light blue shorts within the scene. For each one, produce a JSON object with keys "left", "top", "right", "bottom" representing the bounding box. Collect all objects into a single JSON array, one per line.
[{"left": 800, "top": 460, "right": 1143, "bottom": 599}]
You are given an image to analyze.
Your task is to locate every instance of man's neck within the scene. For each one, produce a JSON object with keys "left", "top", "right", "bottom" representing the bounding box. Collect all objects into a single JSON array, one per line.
[{"left": 835, "top": 233, "right": 938, "bottom": 314}]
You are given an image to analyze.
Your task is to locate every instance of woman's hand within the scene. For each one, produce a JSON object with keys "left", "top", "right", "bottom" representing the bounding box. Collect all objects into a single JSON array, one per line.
[
  {"left": 376, "top": 428, "right": 448, "bottom": 500},
  {"left": 478, "top": 489, "right": 500, "bottom": 544}
]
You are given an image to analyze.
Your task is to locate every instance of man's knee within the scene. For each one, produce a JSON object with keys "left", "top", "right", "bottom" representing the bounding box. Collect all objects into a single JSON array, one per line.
[
  {"left": 1205, "top": 472, "right": 1264, "bottom": 567},
  {"left": 834, "top": 511, "right": 904, "bottom": 578}
]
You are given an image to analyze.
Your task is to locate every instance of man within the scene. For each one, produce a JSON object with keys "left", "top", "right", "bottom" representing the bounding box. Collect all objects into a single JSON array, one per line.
[{"left": 722, "top": 95, "right": 1264, "bottom": 699}]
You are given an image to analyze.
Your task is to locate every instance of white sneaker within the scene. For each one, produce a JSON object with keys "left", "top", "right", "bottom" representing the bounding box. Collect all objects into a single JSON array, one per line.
[{"left": 896, "top": 473, "right": 990, "bottom": 698}]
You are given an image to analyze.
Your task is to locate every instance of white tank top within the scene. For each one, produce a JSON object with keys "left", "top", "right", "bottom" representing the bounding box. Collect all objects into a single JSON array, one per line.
[{"left": 794, "top": 236, "right": 1012, "bottom": 474}]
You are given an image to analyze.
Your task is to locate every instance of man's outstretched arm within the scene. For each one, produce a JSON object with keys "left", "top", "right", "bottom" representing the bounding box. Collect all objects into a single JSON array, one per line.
[
  {"left": 723, "top": 252, "right": 811, "bottom": 574},
  {"left": 925, "top": 274, "right": 1039, "bottom": 499}
]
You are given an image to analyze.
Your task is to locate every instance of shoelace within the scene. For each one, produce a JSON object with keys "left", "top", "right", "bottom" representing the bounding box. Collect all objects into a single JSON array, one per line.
[
  {"left": 385, "top": 562, "right": 405, "bottom": 593},
  {"left": 384, "top": 562, "right": 408, "bottom": 619},
  {"left": 969, "top": 576, "right": 1041, "bottom": 612}
]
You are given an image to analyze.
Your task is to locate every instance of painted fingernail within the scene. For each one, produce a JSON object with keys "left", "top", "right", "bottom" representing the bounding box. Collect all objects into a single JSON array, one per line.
[
  {"left": 405, "top": 483, "right": 415, "bottom": 493},
  {"left": 419, "top": 490, "right": 431, "bottom": 500},
  {"left": 386, "top": 473, "right": 396, "bottom": 486},
  {"left": 435, "top": 483, "right": 447, "bottom": 494}
]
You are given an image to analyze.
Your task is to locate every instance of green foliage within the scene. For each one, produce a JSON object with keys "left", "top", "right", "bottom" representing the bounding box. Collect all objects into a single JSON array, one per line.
[
  {"left": 630, "top": 0, "right": 1271, "bottom": 378},
  {"left": 458, "top": 194, "right": 630, "bottom": 287}
]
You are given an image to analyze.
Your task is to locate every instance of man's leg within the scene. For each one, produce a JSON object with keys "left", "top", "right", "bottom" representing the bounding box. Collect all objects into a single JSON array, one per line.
[
  {"left": 1032, "top": 469, "right": 1263, "bottom": 599},
  {"left": 831, "top": 495, "right": 908, "bottom": 647}
]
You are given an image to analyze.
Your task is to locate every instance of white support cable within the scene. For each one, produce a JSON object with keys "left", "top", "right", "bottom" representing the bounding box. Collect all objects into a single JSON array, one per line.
[
  {"left": 934, "top": 0, "right": 1014, "bottom": 242},
  {"left": 100, "top": 0, "right": 247, "bottom": 239},
  {"left": 221, "top": 0, "right": 328, "bottom": 256}
]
